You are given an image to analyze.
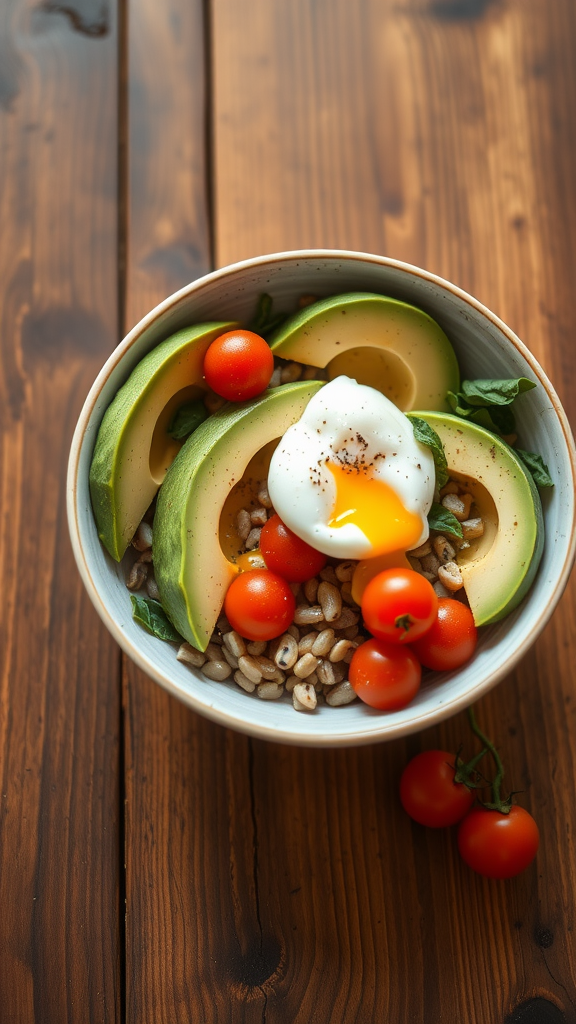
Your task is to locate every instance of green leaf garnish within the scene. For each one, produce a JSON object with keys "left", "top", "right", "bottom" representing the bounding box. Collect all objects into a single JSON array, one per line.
[
  {"left": 130, "top": 595, "right": 182, "bottom": 643},
  {"left": 251, "top": 293, "right": 273, "bottom": 331},
  {"left": 427, "top": 502, "right": 464, "bottom": 539},
  {"left": 446, "top": 376, "right": 552, "bottom": 490},
  {"left": 167, "top": 399, "right": 209, "bottom": 441},
  {"left": 408, "top": 415, "right": 449, "bottom": 488},
  {"left": 249, "top": 293, "right": 288, "bottom": 339},
  {"left": 475, "top": 403, "right": 516, "bottom": 435},
  {"left": 515, "top": 449, "right": 554, "bottom": 488},
  {"left": 447, "top": 390, "right": 473, "bottom": 417},
  {"left": 461, "top": 377, "right": 536, "bottom": 407}
]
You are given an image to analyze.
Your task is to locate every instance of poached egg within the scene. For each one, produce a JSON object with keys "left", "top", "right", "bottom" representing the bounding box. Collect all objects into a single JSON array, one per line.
[{"left": 267, "top": 376, "right": 435, "bottom": 559}]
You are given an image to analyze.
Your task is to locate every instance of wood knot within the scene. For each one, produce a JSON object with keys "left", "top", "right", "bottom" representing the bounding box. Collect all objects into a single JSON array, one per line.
[
  {"left": 227, "top": 938, "right": 283, "bottom": 995},
  {"left": 535, "top": 927, "right": 554, "bottom": 949},
  {"left": 505, "top": 997, "right": 565, "bottom": 1024}
]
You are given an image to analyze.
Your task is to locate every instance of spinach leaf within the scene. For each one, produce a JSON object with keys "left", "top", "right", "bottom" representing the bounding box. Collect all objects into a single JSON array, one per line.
[
  {"left": 408, "top": 415, "right": 449, "bottom": 488},
  {"left": 249, "top": 293, "right": 288, "bottom": 339},
  {"left": 427, "top": 502, "right": 464, "bottom": 539},
  {"left": 251, "top": 292, "right": 273, "bottom": 331},
  {"left": 515, "top": 449, "right": 554, "bottom": 488},
  {"left": 130, "top": 595, "right": 182, "bottom": 643},
  {"left": 167, "top": 399, "right": 208, "bottom": 441},
  {"left": 447, "top": 391, "right": 473, "bottom": 418},
  {"left": 446, "top": 376, "right": 552, "bottom": 489},
  {"left": 477, "top": 403, "right": 516, "bottom": 435},
  {"left": 448, "top": 389, "right": 516, "bottom": 435},
  {"left": 457, "top": 404, "right": 515, "bottom": 436},
  {"left": 461, "top": 377, "right": 536, "bottom": 407}
]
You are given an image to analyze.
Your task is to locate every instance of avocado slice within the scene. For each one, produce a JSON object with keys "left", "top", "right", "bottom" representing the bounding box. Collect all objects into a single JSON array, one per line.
[
  {"left": 269, "top": 293, "right": 459, "bottom": 411},
  {"left": 90, "top": 322, "right": 236, "bottom": 561},
  {"left": 153, "top": 380, "right": 325, "bottom": 650},
  {"left": 417, "top": 412, "right": 544, "bottom": 625}
]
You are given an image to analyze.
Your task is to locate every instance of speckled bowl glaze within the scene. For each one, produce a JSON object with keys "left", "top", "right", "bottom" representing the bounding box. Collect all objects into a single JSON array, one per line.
[{"left": 67, "top": 251, "right": 576, "bottom": 747}]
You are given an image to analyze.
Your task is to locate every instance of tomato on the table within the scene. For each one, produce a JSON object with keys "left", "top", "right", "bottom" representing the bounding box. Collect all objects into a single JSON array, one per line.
[
  {"left": 203, "top": 329, "right": 274, "bottom": 401},
  {"left": 457, "top": 805, "right": 540, "bottom": 879},
  {"left": 259, "top": 513, "right": 327, "bottom": 582},
  {"left": 361, "top": 568, "right": 438, "bottom": 645},
  {"left": 224, "top": 569, "right": 295, "bottom": 641},
  {"left": 410, "top": 598, "right": 477, "bottom": 671},
  {"left": 399, "top": 750, "right": 475, "bottom": 827},
  {"left": 348, "top": 638, "right": 421, "bottom": 710}
]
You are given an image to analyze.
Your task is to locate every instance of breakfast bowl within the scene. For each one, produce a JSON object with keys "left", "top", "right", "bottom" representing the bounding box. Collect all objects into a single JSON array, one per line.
[{"left": 67, "top": 251, "right": 576, "bottom": 747}]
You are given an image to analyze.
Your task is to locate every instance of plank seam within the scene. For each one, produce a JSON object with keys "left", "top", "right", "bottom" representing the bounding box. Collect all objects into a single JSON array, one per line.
[{"left": 202, "top": 0, "right": 216, "bottom": 270}]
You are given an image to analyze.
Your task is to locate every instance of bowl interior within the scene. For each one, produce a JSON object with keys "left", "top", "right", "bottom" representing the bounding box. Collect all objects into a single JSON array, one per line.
[{"left": 69, "top": 252, "right": 576, "bottom": 746}]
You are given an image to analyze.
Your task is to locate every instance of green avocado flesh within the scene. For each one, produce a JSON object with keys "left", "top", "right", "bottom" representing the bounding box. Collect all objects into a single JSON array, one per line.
[
  {"left": 416, "top": 412, "right": 544, "bottom": 626},
  {"left": 270, "top": 292, "right": 459, "bottom": 411},
  {"left": 89, "top": 322, "right": 236, "bottom": 561},
  {"left": 153, "top": 380, "right": 325, "bottom": 651}
]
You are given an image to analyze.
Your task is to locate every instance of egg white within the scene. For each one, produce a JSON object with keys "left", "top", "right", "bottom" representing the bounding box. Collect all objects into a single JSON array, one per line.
[{"left": 267, "top": 376, "right": 435, "bottom": 559}]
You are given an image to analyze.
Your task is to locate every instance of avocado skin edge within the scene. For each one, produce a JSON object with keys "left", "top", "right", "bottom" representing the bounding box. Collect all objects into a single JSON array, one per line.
[
  {"left": 269, "top": 292, "right": 460, "bottom": 413},
  {"left": 89, "top": 322, "right": 235, "bottom": 561},
  {"left": 416, "top": 410, "right": 545, "bottom": 626},
  {"left": 268, "top": 292, "right": 445, "bottom": 348},
  {"left": 153, "top": 381, "right": 325, "bottom": 649},
  {"left": 484, "top": 463, "right": 544, "bottom": 624}
]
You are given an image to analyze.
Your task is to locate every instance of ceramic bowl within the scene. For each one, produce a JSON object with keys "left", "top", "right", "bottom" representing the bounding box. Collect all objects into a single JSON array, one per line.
[{"left": 67, "top": 251, "right": 576, "bottom": 747}]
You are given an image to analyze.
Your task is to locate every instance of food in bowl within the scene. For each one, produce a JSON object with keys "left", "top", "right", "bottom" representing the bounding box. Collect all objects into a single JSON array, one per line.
[{"left": 88, "top": 290, "right": 552, "bottom": 714}]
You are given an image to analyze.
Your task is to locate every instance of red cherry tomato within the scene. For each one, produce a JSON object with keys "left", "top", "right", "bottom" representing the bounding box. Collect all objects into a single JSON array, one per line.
[
  {"left": 224, "top": 569, "right": 295, "bottom": 642},
  {"left": 410, "top": 598, "right": 477, "bottom": 671},
  {"left": 361, "top": 568, "right": 438, "bottom": 645},
  {"left": 259, "top": 514, "right": 328, "bottom": 583},
  {"left": 457, "top": 805, "right": 540, "bottom": 879},
  {"left": 203, "top": 330, "right": 274, "bottom": 401},
  {"left": 349, "top": 638, "right": 421, "bottom": 710},
  {"left": 399, "top": 750, "right": 475, "bottom": 827}
]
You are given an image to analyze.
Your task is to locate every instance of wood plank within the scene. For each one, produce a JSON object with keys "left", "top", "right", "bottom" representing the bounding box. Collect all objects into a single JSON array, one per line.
[
  {"left": 123, "top": 0, "right": 211, "bottom": 331},
  {"left": 0, "top": 1, "right": 121, "bottom": 1021},
  {"left": 121, "top": 1, "right": 217, "bottom": 1022},
  {"left": 209, "top": 0, "right": 576, "bottom": 1021}
]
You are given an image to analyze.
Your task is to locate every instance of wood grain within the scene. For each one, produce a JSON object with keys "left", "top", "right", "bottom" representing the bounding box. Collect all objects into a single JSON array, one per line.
[
  {"left": 0, "top": 0, "right": 121, "bottom": 1021},
  {"left": 8, "top": 0, "right": 576, "bottom": 1021},
  {"left": 121, "top": 1, "right": 218, "bottom": 1022},
  {"left": 209, "top": 0, "right": 576, "bottom": 1020},
  {"left": 123, "top": 0, "right": 211, "bottom": 332}
]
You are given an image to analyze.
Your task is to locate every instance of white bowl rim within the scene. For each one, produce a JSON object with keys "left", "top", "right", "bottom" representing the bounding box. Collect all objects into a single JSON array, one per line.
[{"left": 67, "top": 249, "right": 576, "bottom": 746}]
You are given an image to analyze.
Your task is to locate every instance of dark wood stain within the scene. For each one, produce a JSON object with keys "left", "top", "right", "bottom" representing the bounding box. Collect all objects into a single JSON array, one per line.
[
  {"left": 140, "top": 241, "right": 209, "bottom": 290},
  {"left": 41, "top": 0, "right": 109, "bottom": 36},
  {"left": 20, "top": 307, "right": 110, "bottom": 362},
  {"left": 428, "top": 0, "right": 501, "bottom": 20},
  {"left": 0, "top": 10, "right": 23, "bottom": 111},
  {"left": 505, "top": 998, "right": 567, "bottom": 1024}
]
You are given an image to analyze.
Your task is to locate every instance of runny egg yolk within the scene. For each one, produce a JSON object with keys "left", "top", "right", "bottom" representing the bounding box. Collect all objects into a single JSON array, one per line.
[{"left": 327, "top": 462, "right": 423, "bottom": 557}]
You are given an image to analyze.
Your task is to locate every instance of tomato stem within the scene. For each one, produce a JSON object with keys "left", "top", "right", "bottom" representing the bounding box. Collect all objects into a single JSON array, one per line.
[
  {"left": 452, "top": 745, "right": 489, "bottom": 790},
  {"left": 466, "top": 706, "right": 511, "bottom": 813},
  {"left": 395, "top": 613, "right": 413, "bottom": 636}
]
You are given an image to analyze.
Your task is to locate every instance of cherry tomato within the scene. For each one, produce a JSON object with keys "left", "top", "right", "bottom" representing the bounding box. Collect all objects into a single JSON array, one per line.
[
  {"left": 457, "top": 805, "right": 540, "bottom": 879},
  {"left": 349, "top": 638, "right": 421, "bottom": 710},
  {"left": 399, "top": 750, "right": 475, "bottom": 827},
  {"left": 260, "top": 514, "right": 328, "bottom": 583},
  {"left": 203, "top": 330, "right": 274, "bottom": 401},
  {"left": 224, "top": 569, "right": 295, "bottom": 641},
  {"left": 410, "top": 598, "right": 477, "bottom": 671},
  {"left": 361, "top": 568, "right": 438, "bottom": 645}
]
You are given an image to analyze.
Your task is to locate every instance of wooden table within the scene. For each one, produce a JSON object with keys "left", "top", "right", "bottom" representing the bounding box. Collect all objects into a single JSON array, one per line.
[{"left": 2, "top": 1, "right": 576, "bottom": 1021}]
